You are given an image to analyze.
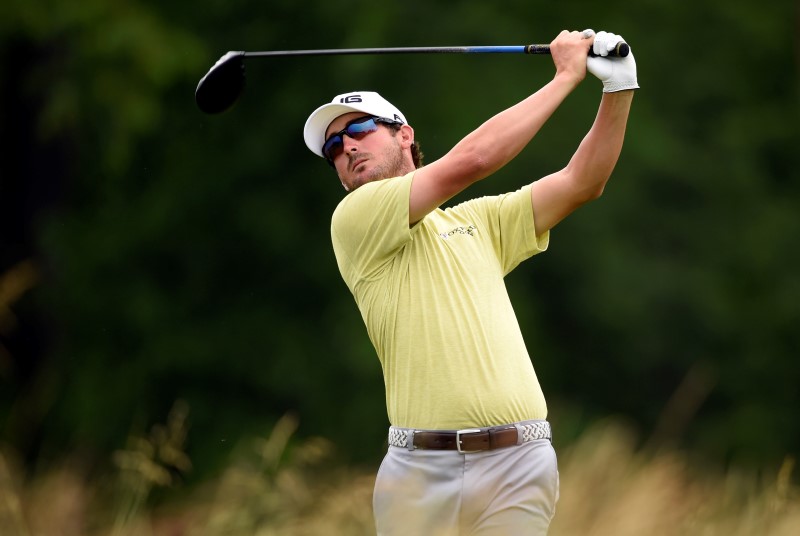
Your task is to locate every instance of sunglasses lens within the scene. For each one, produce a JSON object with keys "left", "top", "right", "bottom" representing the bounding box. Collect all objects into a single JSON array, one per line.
[
  {"left": 323, "top": 135, "right": 343, "bottom": 161},
  {"left": 323, "top": 117, "right": 380, "bottom": 162},
  {"left": 347, "top": 117, "right": 378, "bottom": 138}
]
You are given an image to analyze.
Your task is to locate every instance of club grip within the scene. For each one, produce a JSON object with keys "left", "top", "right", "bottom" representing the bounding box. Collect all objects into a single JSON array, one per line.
[
  {"left": 590, "top": 42, "right": 630, "bottom": 58},
  {"left": 525, "top": 42, "right": 630, "bottom": 57}
]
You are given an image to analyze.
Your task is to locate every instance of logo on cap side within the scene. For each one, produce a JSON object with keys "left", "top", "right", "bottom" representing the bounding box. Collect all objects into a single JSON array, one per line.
[{"left": 340, "top": 95, "right": 363, "bottom": 103}]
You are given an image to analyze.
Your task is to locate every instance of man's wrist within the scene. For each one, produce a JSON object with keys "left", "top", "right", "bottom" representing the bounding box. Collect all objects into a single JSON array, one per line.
[{"left": 552, "top": 70, "right": 584, "bottom": 91}]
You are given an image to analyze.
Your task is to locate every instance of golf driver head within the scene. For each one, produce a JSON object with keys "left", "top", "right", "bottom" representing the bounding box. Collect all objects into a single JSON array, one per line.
[{"left": 195, "top": 51, "right": 246, "bottom": 114}]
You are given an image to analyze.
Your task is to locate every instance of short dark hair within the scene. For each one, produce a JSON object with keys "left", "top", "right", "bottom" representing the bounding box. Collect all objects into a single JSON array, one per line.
[{"left": 386, "top": 122, "right": 424, "bottom": 168}]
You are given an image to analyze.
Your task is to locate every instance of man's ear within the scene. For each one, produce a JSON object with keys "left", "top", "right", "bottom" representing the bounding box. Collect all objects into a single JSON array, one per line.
[{"left": 399, "top": 124, "right": 415, "bottom": 149}]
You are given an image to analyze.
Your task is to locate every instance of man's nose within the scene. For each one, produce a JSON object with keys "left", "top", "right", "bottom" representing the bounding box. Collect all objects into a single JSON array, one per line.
[{"left": 342, "top": 134, "right": 359, "bottom": 152}]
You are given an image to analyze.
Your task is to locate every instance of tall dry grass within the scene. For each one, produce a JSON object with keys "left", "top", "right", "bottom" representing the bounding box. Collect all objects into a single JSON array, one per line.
[
  {"left": 1, "top": 408, "right": 798, "bottom": 535},
  {"left": 550, "top": 420, "right": 799, "bottom": 536}
]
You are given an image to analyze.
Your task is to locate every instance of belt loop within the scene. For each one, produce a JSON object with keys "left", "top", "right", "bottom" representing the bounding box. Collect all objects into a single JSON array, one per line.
[
  {"left": 406, "top": 429, "right": 416, "bottom": 451},
  {"left": 513, "top": 423, "right": 524, "bottom": 445},
  {"left": 487, "top": 427, "right": 495, "bottom": 449}
]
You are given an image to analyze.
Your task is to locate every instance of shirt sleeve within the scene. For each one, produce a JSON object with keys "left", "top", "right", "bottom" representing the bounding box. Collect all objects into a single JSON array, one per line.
[
  {"left": 456, "top": 184, "right": 550, "bottom": 275},
  {"left": 330, "top": 172, "right": 416, "bottom": 290}
]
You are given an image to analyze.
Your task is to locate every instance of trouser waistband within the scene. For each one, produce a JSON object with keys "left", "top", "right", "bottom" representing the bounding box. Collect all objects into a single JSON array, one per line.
[{"left": 388, "top": 420, "right": 551, "bottom": 453}]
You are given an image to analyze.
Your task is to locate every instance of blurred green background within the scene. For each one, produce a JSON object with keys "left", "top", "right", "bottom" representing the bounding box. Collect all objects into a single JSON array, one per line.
[{"left": 1, "top": 0, "right": 798, "bottom": 486}]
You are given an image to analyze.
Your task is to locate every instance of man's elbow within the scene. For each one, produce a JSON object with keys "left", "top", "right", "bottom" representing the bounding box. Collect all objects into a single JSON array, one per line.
[
  {"left": 441, "top": 139, "right": 502, "bottom": 182},
  {"left": 586, "top": 181, "right": 607, "bottom": 201},
  {"left": 572, "top": 175, "right": 608, "bottom": 204},
  {"left": 455, "top": 149, "right": 495, "bottom": 183}
]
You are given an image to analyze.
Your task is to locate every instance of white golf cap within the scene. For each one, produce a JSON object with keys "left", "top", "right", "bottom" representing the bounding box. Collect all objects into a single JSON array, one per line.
[{"left": 303, "top": 91, "right": 408, "bottom": 158}]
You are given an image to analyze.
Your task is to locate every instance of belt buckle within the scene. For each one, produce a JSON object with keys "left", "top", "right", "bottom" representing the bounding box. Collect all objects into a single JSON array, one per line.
[{"left": 456, "top": 428, "right": 482, "bottom": 454}]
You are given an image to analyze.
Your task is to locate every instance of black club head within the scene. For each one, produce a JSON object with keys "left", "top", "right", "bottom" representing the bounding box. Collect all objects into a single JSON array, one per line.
[{"left": 195, "top": 51, "right": 246, "bottom": 114}]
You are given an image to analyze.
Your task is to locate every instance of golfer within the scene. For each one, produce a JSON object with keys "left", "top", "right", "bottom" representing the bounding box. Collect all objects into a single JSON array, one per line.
[{"left": 303, "top": 29, "right": 637, "bottom": 535}]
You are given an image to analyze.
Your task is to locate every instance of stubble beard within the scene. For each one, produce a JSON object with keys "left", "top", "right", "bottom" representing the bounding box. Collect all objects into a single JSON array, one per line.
[{"left": 345, "top": 138, "right": 409, "bottom": 191}]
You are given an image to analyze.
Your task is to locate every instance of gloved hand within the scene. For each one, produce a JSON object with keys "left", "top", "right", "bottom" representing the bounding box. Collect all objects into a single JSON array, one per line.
[{"left": 585, "top": 30, "right": 639, "bottom": 93}]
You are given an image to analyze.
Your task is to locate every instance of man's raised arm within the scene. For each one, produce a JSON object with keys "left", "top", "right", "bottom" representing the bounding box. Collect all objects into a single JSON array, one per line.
[
  {"left": 408, "top": 30, "right": 595, "bottom": 224},
  {"left": 529, "top": 30, "right": 638, "bottom": 235}
]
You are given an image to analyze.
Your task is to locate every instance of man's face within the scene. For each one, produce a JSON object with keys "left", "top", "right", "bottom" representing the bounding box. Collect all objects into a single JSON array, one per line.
[{"left": 325, "top": 112, "right": 411, "bottom": 192}]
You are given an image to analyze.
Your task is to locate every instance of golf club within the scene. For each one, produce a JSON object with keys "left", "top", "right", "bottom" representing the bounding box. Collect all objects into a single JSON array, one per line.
[{"left": 195, "top": 42, "right": 630, "bottom": 115}]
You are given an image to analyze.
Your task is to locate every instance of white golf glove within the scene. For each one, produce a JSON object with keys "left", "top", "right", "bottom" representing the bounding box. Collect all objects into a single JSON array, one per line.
[{"left": 586, "top": 30, "right": 639, "bottom": 93}]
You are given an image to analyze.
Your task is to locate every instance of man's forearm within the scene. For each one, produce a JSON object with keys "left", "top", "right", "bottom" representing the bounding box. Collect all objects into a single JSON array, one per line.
[{"left": 563, "top": 89, "right": 634, "bottom": 197}]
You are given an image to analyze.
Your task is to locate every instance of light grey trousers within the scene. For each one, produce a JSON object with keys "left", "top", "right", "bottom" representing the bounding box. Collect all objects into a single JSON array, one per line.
[{"left": 373, "top": 438, "right": 559, "bottom": 535}]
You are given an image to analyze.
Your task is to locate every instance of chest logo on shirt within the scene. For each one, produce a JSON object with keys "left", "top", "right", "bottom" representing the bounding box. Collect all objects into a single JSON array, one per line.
[{"left": 439, "top": 225, "right": 477, "bottom": 240}]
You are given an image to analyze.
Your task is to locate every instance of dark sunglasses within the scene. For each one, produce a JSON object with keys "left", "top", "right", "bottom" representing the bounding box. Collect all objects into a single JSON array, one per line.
[{"left": 322, "top": 115, "right": 402, "bottom": 164}]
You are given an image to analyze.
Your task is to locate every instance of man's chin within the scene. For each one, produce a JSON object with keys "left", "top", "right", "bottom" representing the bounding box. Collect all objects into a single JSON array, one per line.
[
  {"left": 343, "top": 162, "right": 404, "bottom": 191},
  {"left": 353, "top": 167, "right": 385, "bottom": 184}
]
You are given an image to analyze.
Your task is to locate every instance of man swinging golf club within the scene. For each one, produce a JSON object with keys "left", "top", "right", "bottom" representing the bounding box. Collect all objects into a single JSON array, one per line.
[{"left": 303, "top": 29, "right": 638, "bottom": 535}]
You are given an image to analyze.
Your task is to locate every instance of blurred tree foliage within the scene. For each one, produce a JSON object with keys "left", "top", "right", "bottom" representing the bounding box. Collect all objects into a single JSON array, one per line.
[{"left": 1, "top": 0, "right": 798, "bottom": 483}]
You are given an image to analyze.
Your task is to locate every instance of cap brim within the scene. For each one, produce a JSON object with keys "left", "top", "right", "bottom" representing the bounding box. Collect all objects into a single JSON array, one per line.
[{"left": 303, "top": 103, "right": 372, "bottom": 158}]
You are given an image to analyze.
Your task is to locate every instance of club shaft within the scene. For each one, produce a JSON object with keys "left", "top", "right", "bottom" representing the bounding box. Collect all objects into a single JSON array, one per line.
[{"left": 243, "top": 45, "right": 553, "bottom": 57}]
